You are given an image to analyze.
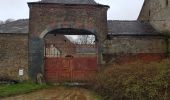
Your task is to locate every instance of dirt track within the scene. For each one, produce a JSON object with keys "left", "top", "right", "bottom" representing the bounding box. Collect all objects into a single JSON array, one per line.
[{"left": 1, "top": 87, "right": 101, "bottom": 100}]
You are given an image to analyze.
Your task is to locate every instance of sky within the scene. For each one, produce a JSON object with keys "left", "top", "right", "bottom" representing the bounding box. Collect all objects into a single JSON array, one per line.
[{"left": 0, "top": 0, "right": 144, "bottom": 21}]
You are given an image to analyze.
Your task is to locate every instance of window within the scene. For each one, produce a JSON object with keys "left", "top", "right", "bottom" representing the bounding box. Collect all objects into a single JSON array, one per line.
[
  {"left": 149, "top": 10, "right": 151, "bottom": 17},
  {"left": 166, "top": 0, "right": 169, "bottom": 7}
]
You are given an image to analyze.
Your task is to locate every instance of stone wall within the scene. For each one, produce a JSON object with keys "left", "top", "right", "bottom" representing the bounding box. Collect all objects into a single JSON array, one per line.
[
  {"left": 139, "top": 0, "right": 170, "bottom": 33},
  {"left": 103, "top": 36, "right": 168, "bottom": 64},
  {"left": 0, "top": 33, "right": 28, "bottom": 81}
]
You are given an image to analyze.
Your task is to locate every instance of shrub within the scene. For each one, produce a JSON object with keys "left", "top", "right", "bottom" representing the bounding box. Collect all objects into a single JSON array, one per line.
[{"left": 88, "top": 59, "right": 170, "bottom": 100}]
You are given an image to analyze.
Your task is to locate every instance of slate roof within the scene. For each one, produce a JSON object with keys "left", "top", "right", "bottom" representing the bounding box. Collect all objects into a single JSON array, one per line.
[
  {"left": 0, "top": 19, "right": 159, "bottom": 35},
  {"left": 0, "top": 19, "right": 28, "bottom": 33},
  {"left": 107, "top": 20, "right": 159, "bottom": 36},
  {"left": 40, "top": 0, "right": 97, "bottom": 5}
]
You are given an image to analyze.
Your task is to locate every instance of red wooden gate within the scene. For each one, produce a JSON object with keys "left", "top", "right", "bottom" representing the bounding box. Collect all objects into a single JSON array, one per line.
[{"left": 44, "top": 42, "right": 97, "bottom": 82}]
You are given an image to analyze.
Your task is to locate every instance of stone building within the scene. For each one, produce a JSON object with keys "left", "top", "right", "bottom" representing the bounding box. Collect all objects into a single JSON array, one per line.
[
  {"left": 138, "top": 0, "right": 170, "bottom": 33},
  {"left": 138, "top": 0, "right": 170, "bottom": 57},
  {"left": 0, "top": 0, "right": 169, "bottom": 82}
]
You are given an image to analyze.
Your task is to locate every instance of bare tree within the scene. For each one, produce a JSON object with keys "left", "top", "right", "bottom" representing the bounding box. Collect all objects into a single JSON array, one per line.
[
  {"left": 5, "top": 19, "right": 15, "bottom": 24},
  {"left": 0, "top": 20, "right": 4, "bottom": 25},
  {"left": 76, "top": 35, "right": 95, "bottom": 44},
  {"left": 65, "top": 35, "right": 95, "bottom": 44}
]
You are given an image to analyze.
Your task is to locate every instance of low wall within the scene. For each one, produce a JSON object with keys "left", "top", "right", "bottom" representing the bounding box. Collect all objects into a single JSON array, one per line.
[
  {"left": 0, "top": 33, "right": 28, "bottom": 81},
  {"left": 103, "top": 35, "right": 168, "bottom": 64}
]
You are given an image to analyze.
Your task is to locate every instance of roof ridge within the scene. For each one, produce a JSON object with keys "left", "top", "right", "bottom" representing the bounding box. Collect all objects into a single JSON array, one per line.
[
  {"left": 40, "top": 0, "right": 97, "bottom": 4},
  {"left": 0, "top": 19, "right": 159, "bottom": 35},
  {"left": 107, "top": 20, "right": 139, "bottom": 22},
  {"left": 0, "top": 19, "right": 28, "bottom": 26}
]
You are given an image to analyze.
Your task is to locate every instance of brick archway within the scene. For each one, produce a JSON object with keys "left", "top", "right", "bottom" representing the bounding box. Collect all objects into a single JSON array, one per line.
[
  {"left": 40, "top": 27, "right": 100, "bottom": 61},
  {"left": 39, "top": 26, "right": 101, "bottom": 39},
  {"left": 28, "top": 2, "right": 109, "bottom": 82},
  {"left": 42, "top": 28, "right": 99, "bottom": 82}
]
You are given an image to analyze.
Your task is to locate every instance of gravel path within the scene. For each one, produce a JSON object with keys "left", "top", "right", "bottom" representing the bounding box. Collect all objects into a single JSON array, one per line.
[{"left": 1, "top": 87, "right": 101, "bottom": 100}]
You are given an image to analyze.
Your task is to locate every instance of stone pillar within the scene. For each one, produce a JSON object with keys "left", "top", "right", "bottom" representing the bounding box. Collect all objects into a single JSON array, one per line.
[{"left": 28, "top": 37, "right": 44, "bottom": 81}]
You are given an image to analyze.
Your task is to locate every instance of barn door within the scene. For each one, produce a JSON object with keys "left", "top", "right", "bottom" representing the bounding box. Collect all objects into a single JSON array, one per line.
[{"left": 44, "top": 36, "right": 97, "bottom": 83}]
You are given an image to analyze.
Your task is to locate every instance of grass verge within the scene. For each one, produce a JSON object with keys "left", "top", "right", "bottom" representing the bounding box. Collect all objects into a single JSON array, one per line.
[{"left": 0, "top": 83, "right": 49, "bottom": 98}]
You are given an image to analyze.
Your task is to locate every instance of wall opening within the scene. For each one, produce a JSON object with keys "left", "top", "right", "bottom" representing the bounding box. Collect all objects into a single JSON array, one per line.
[
  {"left": 149, "top": 10, "right": 151, "bottom": 17},
  {"left": 166, "top": 0, "right": 169, "bottom": 7},
  {"left": 43, "top": 28, "right": 98, "bottom": 82},
  {"left": 44, "top": 34, "right": 97, "bottom": 58}
]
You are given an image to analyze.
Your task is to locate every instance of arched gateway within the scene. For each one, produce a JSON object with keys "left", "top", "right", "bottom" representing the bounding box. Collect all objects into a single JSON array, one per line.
[{"left": 28, "top": 0, "right": 109, "bottom": 82}]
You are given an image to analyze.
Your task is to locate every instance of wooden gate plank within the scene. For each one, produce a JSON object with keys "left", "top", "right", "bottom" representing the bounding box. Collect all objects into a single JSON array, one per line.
[{"left": 45, "top": 57, "right": 97, "bottom": 82}]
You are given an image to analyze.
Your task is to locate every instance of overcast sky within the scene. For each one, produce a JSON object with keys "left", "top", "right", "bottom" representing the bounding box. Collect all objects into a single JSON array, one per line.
[{"left": 0, "top": 0, "right": 144, "bottom": 21}]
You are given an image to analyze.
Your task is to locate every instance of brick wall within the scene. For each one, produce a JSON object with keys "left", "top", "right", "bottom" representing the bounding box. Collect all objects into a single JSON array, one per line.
[
  {"left": 28, "top": 3, "right": 108, "bottom": 39},
  {"left": 28, "top": 3, "right": 109, "bottom": 80},
  {"left": 0, "top": 33, "right": 28, "bottom": 80}
]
